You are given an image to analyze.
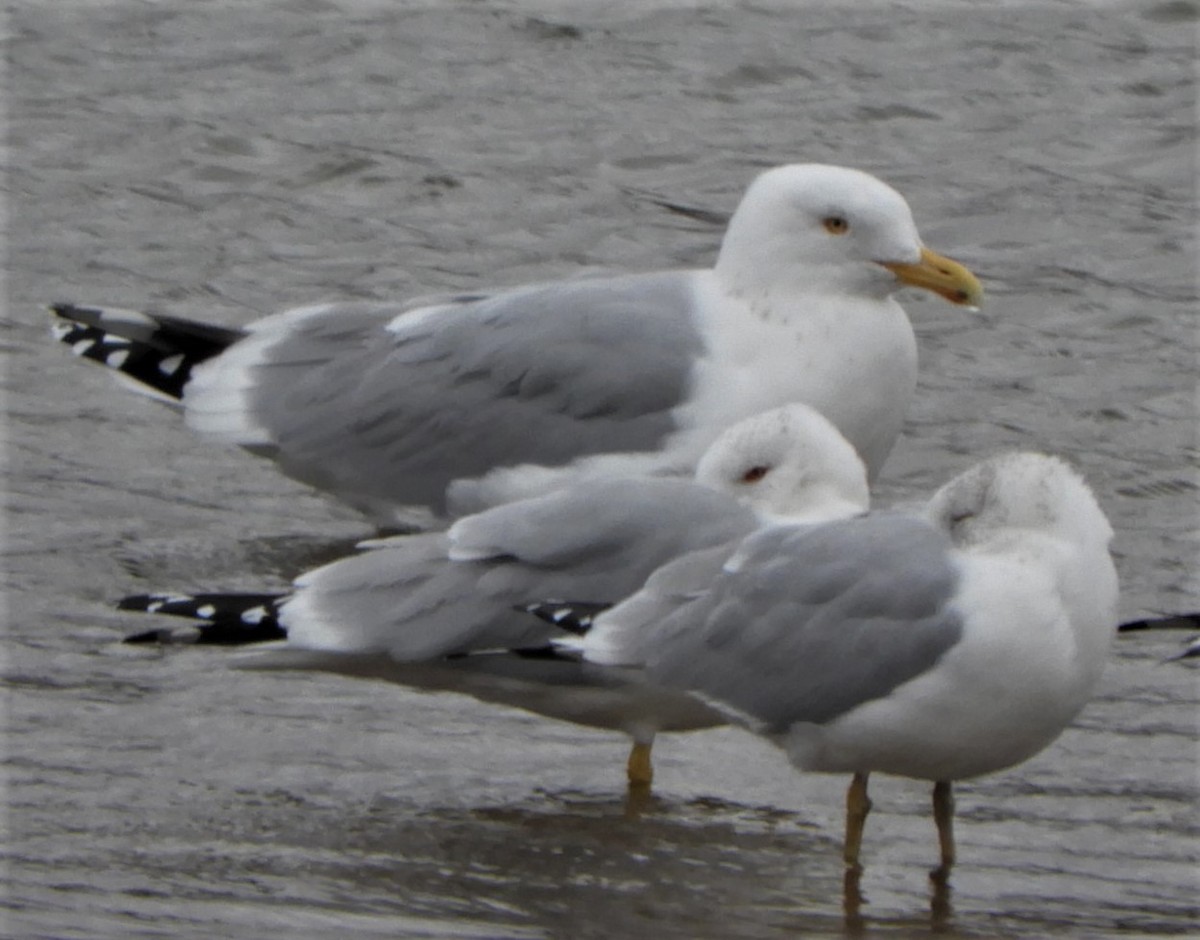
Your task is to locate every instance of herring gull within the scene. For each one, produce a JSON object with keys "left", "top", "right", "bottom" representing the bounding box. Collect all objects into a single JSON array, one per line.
[
  {"left": 565, "top": 452, "right": 1118, "bottom": 875},
  {"left": 51, "top": 164, "right": 981, "bottom": 526}
]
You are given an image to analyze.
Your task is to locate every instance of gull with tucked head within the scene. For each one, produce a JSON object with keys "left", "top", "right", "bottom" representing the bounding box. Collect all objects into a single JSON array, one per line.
[{"left": 570, "top": 452, "right": 1118, "bottom": 877}]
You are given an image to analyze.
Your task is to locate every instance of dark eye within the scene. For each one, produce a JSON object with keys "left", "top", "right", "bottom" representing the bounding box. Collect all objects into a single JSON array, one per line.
[
  {"left": 741, "top": 465, "right": 770, "bottom": 483},
  {"left": 822, "top": 216, "right": 849, "bottom": 235}
]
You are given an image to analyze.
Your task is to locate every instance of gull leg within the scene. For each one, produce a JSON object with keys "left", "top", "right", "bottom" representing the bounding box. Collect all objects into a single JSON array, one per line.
[
  {"left": 623, "top": 739, "right": 655, "bottom": 819},
  {"left": 844, "top": 771, "right": 872, "bottom": 871},
  {"left": 627, "top": 739, "right": 654, "bottom": 788},
  {"left": 930, "top": 780, "right": 955, "bottom": 883}
]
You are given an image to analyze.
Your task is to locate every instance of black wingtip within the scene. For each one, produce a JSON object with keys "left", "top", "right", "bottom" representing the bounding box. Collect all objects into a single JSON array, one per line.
[
  {"left": 124, "top": 627, "right": 173, "bottom": 645},
  {"left": 1118, "top": 612, "right": 1200, "bottom": 633},
  {"left": 118, "top": 593, "right": 168, "bottom": 612},
  {"left": 48, "top": 301, "right": 246, "bottom": 401},
  {"left": 118, "top": 592, "right": 288, "bottom": 646},
  {"left": 122, "top": 623, "right": 288, "bottom": 646},
  {"left": 516, "top": 599, "right": 613, "bottom": 635}
]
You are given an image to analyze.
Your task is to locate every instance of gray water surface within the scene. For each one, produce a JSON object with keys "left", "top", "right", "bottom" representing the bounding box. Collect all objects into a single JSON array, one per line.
[{"left": 5, "top": 1, "right": 1198, "bottom": 937}]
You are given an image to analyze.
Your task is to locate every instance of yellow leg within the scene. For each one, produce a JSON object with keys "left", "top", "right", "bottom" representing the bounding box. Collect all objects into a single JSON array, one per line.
[
  {"left": 626, "top": 740, "right": 654, "bottom": 788},
  {"left": 623, "top": 740, "right": 655, "bottom": 819},
  {"left": 844, "top": 771, "right": 872, "bottom": 871},
  {"left": 930, "top": 780, "right": 955, "bottom": 883}
]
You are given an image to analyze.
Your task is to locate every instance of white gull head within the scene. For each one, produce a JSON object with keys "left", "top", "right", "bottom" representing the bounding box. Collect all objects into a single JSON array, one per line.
[
  {"left": 693, "top": 403, "right": 870, "bottom": 525},
  {"left": 714, "top": 163, "right": 982, "bottom": 307}
]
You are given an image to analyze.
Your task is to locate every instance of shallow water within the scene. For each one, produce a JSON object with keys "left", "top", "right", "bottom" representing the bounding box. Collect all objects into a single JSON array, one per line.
[{"left": 4, "top": 1, "right": 1199, "bottom": 937}]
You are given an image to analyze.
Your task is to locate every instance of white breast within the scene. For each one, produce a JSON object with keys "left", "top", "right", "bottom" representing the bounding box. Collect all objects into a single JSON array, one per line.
[{"left": 671, "top": 273, "right": 918, "bottom": 480}]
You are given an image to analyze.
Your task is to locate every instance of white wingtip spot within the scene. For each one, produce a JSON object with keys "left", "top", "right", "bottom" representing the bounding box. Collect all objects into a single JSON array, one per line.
[
  {"left": 71, "top": 339, "right": 96, "bottom": 356},
  {"left": 105, "top": 349, "right": 131, "bottom": 369},
  {"left": 196, "top": 605, "right": 217, "bottom": 618},
  {"left": 158, "top": 353, "right": 186, "bottom": 376},
  {"left": 51, "top": 322, "right": 75, "bottom": 341},
  {"left": 241, "top": 606, "right": 268, "bottom": 625}
]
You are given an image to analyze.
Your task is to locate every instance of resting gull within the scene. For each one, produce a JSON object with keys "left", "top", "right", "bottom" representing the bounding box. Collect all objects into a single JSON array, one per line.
[
  {"left": 565, "top": 452, "right": 1118, "bottom": 875},
  {"left": 119, "top": 403, "right": 871, "bottom": 790},
  {"left": 50, "top": 163, "right": 981, "bottom": 526}
]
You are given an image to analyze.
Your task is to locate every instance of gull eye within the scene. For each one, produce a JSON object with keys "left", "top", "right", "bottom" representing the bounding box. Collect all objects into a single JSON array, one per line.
[
  {"left": 822, "top": 216, "right": 849, "bottom": 235},
  {"left": 741, "top": 465, "right": 770, "bottom": 484}
]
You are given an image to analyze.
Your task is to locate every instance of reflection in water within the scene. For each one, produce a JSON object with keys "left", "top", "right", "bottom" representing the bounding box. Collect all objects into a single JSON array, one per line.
[
  {"left": 843, "top": 864, "right": 961, "bottom": 938},
  {"left": 929, "top": 877, "right": 955, "bottom": 935},
  {"left": 843, "top": 865, "right": 867, "bottom": 935},
  {"left": 295, "top": 790, "right": 851, "bottom": 937},
  {"left": 57, "top": 782, "right": 1003, "bottom": 939},
  {"left": 841, "top": 854, "right": 954, "bottom": 937},
  {"left": 83, "top": 783, "right": 991, "bottom": 939}
]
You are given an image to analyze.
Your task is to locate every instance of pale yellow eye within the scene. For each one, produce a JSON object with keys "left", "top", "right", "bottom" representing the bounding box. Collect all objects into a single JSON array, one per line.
[{"left": 823, "top": 216, "right": 849, "bottom": 235}]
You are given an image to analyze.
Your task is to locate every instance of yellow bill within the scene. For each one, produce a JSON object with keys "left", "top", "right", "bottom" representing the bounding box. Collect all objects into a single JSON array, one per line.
[{"left": 881, "top": 247, "right": 984, "bottom": 308}]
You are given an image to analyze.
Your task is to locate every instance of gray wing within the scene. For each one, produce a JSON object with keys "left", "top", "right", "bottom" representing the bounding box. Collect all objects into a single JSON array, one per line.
[
  {"left": 189, "top": 271, "right": 704, "bottom": 518},
  {"left": 283, "top": 477, "right": 758, "bottom": 660},
  {"left": 644, "top": 513, "right": 964, "bottom": 733},
  {"left": 449, "top": 476, "right": 756, "bottom": 568},
  {"left": 582, "top": 542, "right": 740, "bottom": 666}
]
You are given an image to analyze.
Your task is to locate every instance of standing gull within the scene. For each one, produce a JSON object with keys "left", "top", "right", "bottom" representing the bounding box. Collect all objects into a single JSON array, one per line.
[
  {"left": 50, "top": 164, "right": 981, "bottom": 526},
  {"left": 568, "top": 452, "right": 1118, "bottom": 875},
  {"left": 120, "top": 404, "right": 871, "bottom": 790}
]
